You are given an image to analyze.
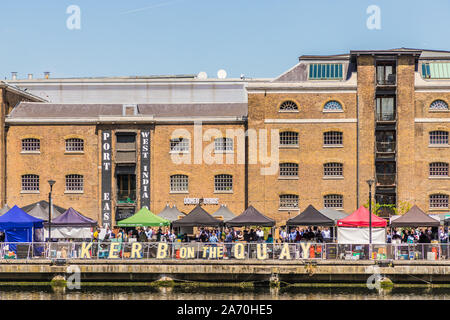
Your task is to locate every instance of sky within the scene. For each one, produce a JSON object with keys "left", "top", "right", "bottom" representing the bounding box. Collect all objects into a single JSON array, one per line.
[{"left": 1, "top": 0, "right": 450, "bottom": 80}]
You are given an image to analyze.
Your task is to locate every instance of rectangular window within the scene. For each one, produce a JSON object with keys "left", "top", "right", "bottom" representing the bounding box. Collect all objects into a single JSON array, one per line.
[
  {"left": 324, "top": 195, "right": 343, "bottom": 209},
  {"left": 117, "top": 168, "right": 136, "bottom": 203},
  {"left": 22, "top": 138, "right": 40, "bottom": 152},
  {"left": 65, "top": 174, "right": 84, "bottom": 192},
  {"left": 65, "top": 138, "right": 84, "bottom": 152},
  {"left": 214, "top": 174, "right": 233, "bottom": 192},
  {"left": 309, "top": 63, "right": 343, "bottom": 80},
  {"left": 429, "top": 163, "right": 449, "bottom": 177},
  {"left": 430, "top": 131, "right": 449, "bottom": 145},
  {"left": 279, "top": 195, "right": 299, "bottom": 209},
  {"left": 376, "top": 96, "right": 396, "bottom": 121},
  {"left": 430, "top": 194, "right": 449, "bottom": 209},
  {"left": 279, "top": 132, "right": 299, "bottom": 147},
  {"left": 324, "top": 163, "right": 343, "bottom": 177},
  {"left": 323, "top": 132, "right": 343, "bottom": 146},
  {"left": 170, "top": 175, "right": 188, "bottom": 192},
  {"left": 422, "top": 62, "right": 450, "bottom": 79},
  {"left": 22, "top": 174, "right": 39, "bottom": 192},
  {"left": 279, "top": 163, "right": 299, "bottom": 177},
  {"left": 214, "top": 138, "right": 233, "bottom": 152},
  {"left": 170, "top": 138, "right": 190, "bottom": 152}
]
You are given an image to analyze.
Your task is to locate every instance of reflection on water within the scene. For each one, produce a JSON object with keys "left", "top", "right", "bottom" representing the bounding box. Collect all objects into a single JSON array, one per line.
[{"left": 0, "top": 285, "right": 448, "bottom": 300}]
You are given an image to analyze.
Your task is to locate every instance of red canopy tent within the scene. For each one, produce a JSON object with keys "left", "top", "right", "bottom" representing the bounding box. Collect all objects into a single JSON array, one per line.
[{"left": 337, "top": 206, "right": 387, "bottom": 227}]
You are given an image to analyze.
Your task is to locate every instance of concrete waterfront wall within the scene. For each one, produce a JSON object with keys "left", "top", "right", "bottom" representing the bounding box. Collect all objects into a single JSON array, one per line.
[{"left": 0, "top": 260, "right": 449, "bottom": 284}]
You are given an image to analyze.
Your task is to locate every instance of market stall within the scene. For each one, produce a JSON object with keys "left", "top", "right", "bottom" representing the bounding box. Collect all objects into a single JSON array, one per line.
[
  {"left": 286, "top": 205, "right": 334, "bottom": 228},
  {"left": 225, "top": 205, "right": 275, "bottom": 228},
  {"left": 117, "top": 206, "right": 170, "bottom": 227},
  {"left": 212, "top": 204, "right": 236, "bottom": 222},
  {"left": 0, "top": 205, "right": 44, "bottom": 256},
  {"left": 27, "top": 202, "right": 62, "bottom": 221},
  {"left": 44, "top": 207, "right": 98, "bottom": 240},
  {"left": 157, "top": 204, "right": 185, "bottom": 222},
  {"left": 21, "top": 200, "right": 66, "bottom": 216},
  {"left": 172, "top": 204, "right": 223, "bottom": 228}
]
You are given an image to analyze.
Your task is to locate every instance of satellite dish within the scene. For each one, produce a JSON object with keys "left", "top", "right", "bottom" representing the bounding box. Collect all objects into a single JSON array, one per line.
[
  {"left": 217, "top": 69, "right": 227, "bottom": 79},
  {"left": 197, "top": 71, "right": 208, "bottom": 80}
]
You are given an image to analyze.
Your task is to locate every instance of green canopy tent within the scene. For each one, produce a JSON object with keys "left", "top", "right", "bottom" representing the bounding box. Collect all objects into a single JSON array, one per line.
[{"left": 117, "top": 207, "right": 170, "bottom": 227}]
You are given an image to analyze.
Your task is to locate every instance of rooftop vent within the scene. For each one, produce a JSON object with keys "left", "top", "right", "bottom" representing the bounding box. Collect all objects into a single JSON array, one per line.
[{"left": 123, "top": 104, "right": 138, "bottom": 116}]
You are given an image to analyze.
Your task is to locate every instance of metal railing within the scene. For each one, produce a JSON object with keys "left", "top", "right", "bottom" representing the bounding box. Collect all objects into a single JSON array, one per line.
[
  {"left": 376, "top": 112, "right": 396, "bottom": 121},
  {"left": 376, "top": 141, "right": 396, "bottom": 153},
  {"left": 0, "top": 242, "right": 448, "bottom": 261},
  {"left": 376, "top": 173, "right": 396, "bottom": 186}
]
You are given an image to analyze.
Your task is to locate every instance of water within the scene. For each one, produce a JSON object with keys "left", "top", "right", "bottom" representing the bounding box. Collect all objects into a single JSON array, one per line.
[{"left": 0, "top": 285, "right": 448, "bottom": 300}]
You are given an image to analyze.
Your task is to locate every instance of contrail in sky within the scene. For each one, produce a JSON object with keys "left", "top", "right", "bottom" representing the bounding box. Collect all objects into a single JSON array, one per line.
[{"left": 120, "top": 0, "right": 186, "bottom": 15}]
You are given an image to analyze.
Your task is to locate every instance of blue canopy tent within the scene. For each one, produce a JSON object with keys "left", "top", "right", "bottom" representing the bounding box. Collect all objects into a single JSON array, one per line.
[{"left": 0, "top": 205, "right": 44, "bottom": 254}]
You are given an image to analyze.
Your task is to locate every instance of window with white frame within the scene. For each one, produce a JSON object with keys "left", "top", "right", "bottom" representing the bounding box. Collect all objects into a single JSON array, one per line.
[
  {"left": 214, "top": 174, "right": 233, "bottom": 192},
  {"left": 65, "top": 174, "right": 84, "bottom": 192},
  {"left": 324, "top": 131, "right": 343, "bottom": 146},
  {"left": 21, "top": 138, "right": 40, "bottom": 152},
  {"left": 170, "top": 138, "right": 190, "bottom": 152},
  {"left": 324, "top": 194, "right": 343, "bottom": 209},
  {"left": 170, "top": 174, "right": 188, "bottom": 192},
  {"left": 214, "top": 137, "right": 233, "bottom": 152},
  {"left": 279, "top": 194, "right": 299, "bottom": 209},
  {"left": 65, "top": 138, "right": 84, "bottom": 152},
  {"left": 430, "top": 100, "right": 449, "bottom": 111},
  {"left": 429, "top": 131, "right": 449, "bottom": 145},
  {"left": 279, "top": 163, "right": 299, "bottom": 177},
  {"left": 429, "top": 194, "right": 449, "bottom": 209},
  {"left": 429, "top": 162, "right": 449, "bottom": 177},
  {"left": 279, "top": 131, "right": 299, "bottom": 147},
  {"left": 279, "top": 100, "right": 298, "bottom": 112},
  {"left": 21, "top": 174, "right": 39, "bottom": 192},
  {"left": 323, "top": 100, "right": 343, "bottom": 112},
  {"left": 324, "top": 162, "right": 343, "bottom": 177}
]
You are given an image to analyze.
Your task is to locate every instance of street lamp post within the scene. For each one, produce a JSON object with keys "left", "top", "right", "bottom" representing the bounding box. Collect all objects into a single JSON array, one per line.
[
  {"left": 367, "top": 179, "right": 374, "bottom": 258},
  {"left": 48, "top": 180, "right": 56, "bottom": 242}
]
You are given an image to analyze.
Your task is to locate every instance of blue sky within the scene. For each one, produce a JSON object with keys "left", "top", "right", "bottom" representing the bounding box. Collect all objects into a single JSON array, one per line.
[{"left": 1, "top": 0, "right": 450, "bottom": 79}]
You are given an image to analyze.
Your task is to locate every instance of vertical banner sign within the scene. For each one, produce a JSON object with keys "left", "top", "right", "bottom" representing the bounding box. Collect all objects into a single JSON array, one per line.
[
  {"left": 140, "top": 130, "right": 150, "bottom": 209},
  {"left": 102, "top": 130, "right": 112, "bottom": 228}
]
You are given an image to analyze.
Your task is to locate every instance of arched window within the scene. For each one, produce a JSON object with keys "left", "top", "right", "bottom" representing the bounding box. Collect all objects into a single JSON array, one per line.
[
  {"left": 279, "top": 131, "right": 299, "bottom": 147},
  {"left": 429, "top": 194, "right": 449, "bottom": 209},
  {"left": 21, "top": 174, "right": 39, "bottom": 191},
  {"left": 323, "top": 100, "right": 343, "bottom": 112},
  {"left": 429, "top": 131, "right": 449, "bottom": 145},
  {"left": 429, "top": 162, "right": 449, "bottom": 177},
  {"left": 279, "top": 100, "right": 298, "bottom": 111},
  {"left": 279, "top": 194, "right": 299, "bottom": 209},
  {"left": 65, "top": 138, "right": 84, "bottom": 152},
  {"left": 279, "top": 163, "right": 299, "bottom": 177},
  {"left": 65, "top": 174, "right": 84, "bottom": 192},
  {"left": 324, "top": 194, "right": 343, "bottom": 209},
  {"left": 324, "top": 131, "right": 343, "bottom": 146},
  {"left": 170, "top": 174, "right": 188, "bottom": 192},
  {"left": 214, "top": 174, "right": 233, "bottom": 192},
  {"left": 430, "top": 100, "right": 449, "bottom": 111},
  {"left": 21, "top": 138, "right": 40, "bottom": 152}
]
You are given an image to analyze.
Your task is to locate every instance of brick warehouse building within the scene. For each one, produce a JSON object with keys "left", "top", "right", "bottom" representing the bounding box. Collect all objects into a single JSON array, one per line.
[{"left": 4, "top": 48, "right": 450, "bottom": 228}]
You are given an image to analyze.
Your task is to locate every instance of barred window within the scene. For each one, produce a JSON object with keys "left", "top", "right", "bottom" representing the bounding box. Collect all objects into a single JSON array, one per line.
[
  {"left": 65, "top": 138, "right": 84, "bottom": 152},
  {"left": 279, "top": 194, "right": 299, "bottom": 209},
  {"left": 214, "top": 137, "right": 234, "bottom": 152},
  {"left": 279, "top": 131, "right": 299, "bottom": 147},
  {"left": 21, "top": 174, "right": 39, "bottom": 192},
  {"left": 324, "top": 162, "right": 343, "bottom": 177},
  {"left": 65, "top": 174, "right": 84, "bottom": 192},
  {"left": 429, "top": 131, "right": 449, "bottom": 145},
  {"left": 279, "top": 163, "right": 298, "bottom": 177},
  {"left": 323, "top": 100, "right": 343, "bottom": 111},
  {"left": 324, "top": 194, "right": 343, "bottom": 209},
  {"left": 170, "top": 138, "right": 190, "bottom": 152},
  {"left": 429, "top": 162, "right": 449, "bottom": 177},
  {"left": 279, "top": 100, "right": 298, "bottom": 111},
  {"left": 429, "top": 194, "right": 449, "bottom": 209},
  {"left": 170, "top": 174, "right": 188, "bottom": 192},
  {"left": 430, "top": 100, "right": 449, "bottom": 111},
  {"left": 214, "top": 174, "right": 233, "bottom": 192},
  {"left": 21, "top": 138, "right": 40, "bottom": 152},
  {"left": 324, "top": 131, "right": 343, "bottom": 146}
]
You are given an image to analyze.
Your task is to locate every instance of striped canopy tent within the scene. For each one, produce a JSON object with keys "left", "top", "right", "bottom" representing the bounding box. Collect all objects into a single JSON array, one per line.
[{"left": 118, "top": 206, "right": 170, "bottom": 227}]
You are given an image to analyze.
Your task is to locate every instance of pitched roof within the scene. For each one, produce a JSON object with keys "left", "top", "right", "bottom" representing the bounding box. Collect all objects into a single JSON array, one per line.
[
  {"left": 287, "top": 205, "right": 335, "bottom": 227},
  {"left": 27, "top": 202, "right": 62, "bottom": 221},
  {"left": 117, "top": 207, "right": 169, "bottom": 227},
  {"left": 172, "top": 205, "right": 223, "bottom": 227},
  {"left": 21, "top": 200, "right": 66, "bottom": 216},
  {"left": 212, "top": 204, "right": 236, "bottom": 222},
  {"left": 158, "top": 204, "right": 185, "bottom": 222},
  {"left": 390, "top": 205, "right": 441, "bottom": 227},
  {"left": 46, "top": 207, "right": 97, "bottom": 227},
  {"left": 226, "top": 205, "right": 275, "bottom": 227},
  {"left": 337, "top": 206, "right": 387, "bottom": 227},
  {"left": 0, "top": 205, "right": 44, "bottom": 229}
]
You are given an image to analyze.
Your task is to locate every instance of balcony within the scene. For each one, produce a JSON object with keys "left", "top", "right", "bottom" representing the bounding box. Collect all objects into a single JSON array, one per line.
[
  {"left": 376, "top": 74, "right": 396, "bottom": 86},
  {"left": 376, "top": 173, "right": 396, "bottom": 186},
  {"left": 376, "top": 112, "right": 396, "bottom": 122},
  {"left": 117, "top": 190, "right": 136, "bottom": 204},
  {"left": 376, "top": 141, "right": 396, "bottom": 153}
]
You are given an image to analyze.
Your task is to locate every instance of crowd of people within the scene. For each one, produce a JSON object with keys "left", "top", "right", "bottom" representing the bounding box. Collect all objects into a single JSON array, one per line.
[{"left": 387, "top": 226, "right": 448, "bottom": 244}]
